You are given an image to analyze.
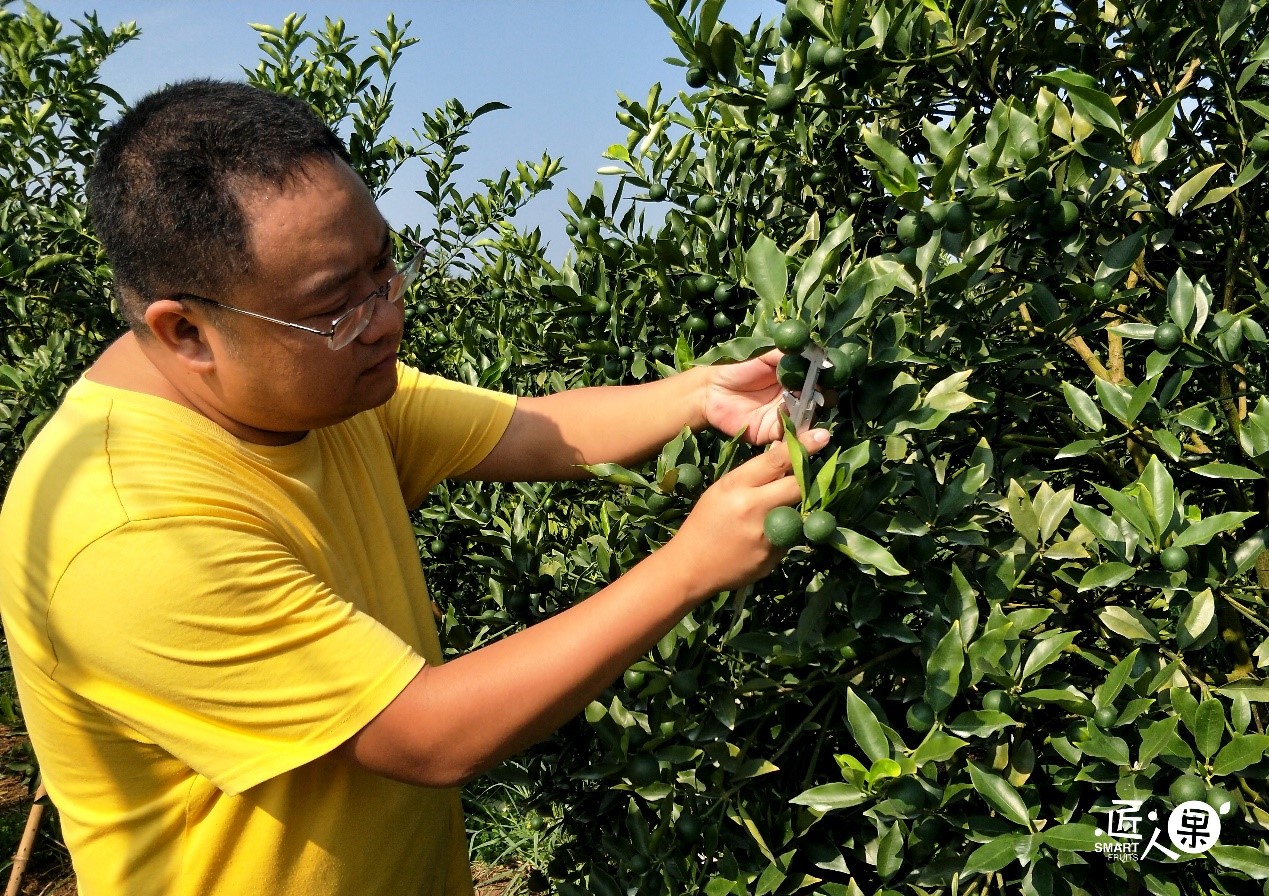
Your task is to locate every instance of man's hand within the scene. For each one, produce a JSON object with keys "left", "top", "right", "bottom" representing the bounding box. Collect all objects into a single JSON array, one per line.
[
  {"left": 701, "top": 350, "right": 791, "bottom": 445},
  {"left": 661, "top": 427, "right": 831, "bottom": 596}
]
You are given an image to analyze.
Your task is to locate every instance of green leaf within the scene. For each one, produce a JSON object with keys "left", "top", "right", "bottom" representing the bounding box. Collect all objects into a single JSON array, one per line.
[
  {"left": 1192, "top": 698, "right": 1226, "bottom": 760},
  {"left": 968, "top": 761, "right": 1032, "bottom": 828},
  {"left": 876, "top": 822, "right": 904, "bottom": 880},
  {"left": 835, "top": 528, "right": 908, "bottom": 576},
  {"left": 1177, "top": 590, "right": 1217, "bottom": 651},
  {"left": 1192, "top": 463, "right": 1264, "bottom": 480},
  {"left": 1210, "top": 846, "right": 1269, "bottom": 879},
  {"left": 789, "top": 782, "right": 868, "bottom": 812},
  {"left": 1062, "top": 382, "right": 1104, "bottom": 431},
  {"left": 1021, "top": 631, "right": 1078, "bottom": 682},
  {"left": 1097, "top": 605, "right": 1158, "bottom": 642},
  {"left": 1141, "top": 456, "right": 1175, "bottom": 541},
  {"left": 1039, "top": 823, "right": 1102, "bottom": 853},
  {"left": 1095, "top": 230, "right": 1145, "bottom": 283},
  {"left": 1094, "top": 649, "right": 1140, "bottom": 709},
  {"left": 911, "top": 730, "right": 969, "bottom": 765},
  {"left": 1213, "top": 733, "right": 1269, "bottom": 775},
  {"left": 1167, "top": 163, "right": 1224, "bottom": 216},
  {"left": 964, "top": 834, "right": 1031, "bottom": 875},
  {"left": 1129, "top": 92, "right": 1182, "bottom": 161},
  {"left": 745, "top": 234, "right": 788, "bottom": 309},
  {"left": 1093, "top": 484, "right": 1155, "bottom": 539},
  {"left": 846, "top": 688, "right": 890, "bottom": 763},
  {"left": 1138, "top": 716, "right": 1181, "bottom": 767},
  {"left": 1173, "top": 512, "right": 1257, "bottom": 548},
  {"left": 925, "top": 621, "right": 965, "bottom": 712},
  {"left": 860, "top": 127, "right": 919, "bottom": 195},
  {"left": 1078, "top": 562, "right": 1137, "bottom": 592}
]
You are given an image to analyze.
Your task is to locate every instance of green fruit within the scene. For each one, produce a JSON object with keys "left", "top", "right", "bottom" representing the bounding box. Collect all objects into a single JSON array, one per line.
[
  {"left": 695, "top": 273, "right": 718, "bottom": 294},
  {"left": 848, "top": 190, "right": 865, "bottom": 208},
  {"left": 807, "top": 40, "right": 828, "bottom": 69},
  {"left": 802, "top": 509, "right": 837, "bottom": 544},
  {"left": 777, "top": 352, "right": 811, "bottom": 389},
  {"left": 603, "top": 358, "right": 623, "bottom": 380},
  {"left": 1169, "top": 774, "right": 1208, "bottom": 804},
  {"left": 1160, "top": 546, "right": 1189, "bottom": 572},
  {"left": 669, "top": 668, "right": 699, "bottom": 697},
  {"left": 1055, "top": 200, "right": 1080, "bottom": 233},
  {"left": 1019, "top": 137, "right": 1042, "bottom": 160},
  {"left": 428, "top": 538, "right": 445, "bottom": 556},
  {"left": 489, "top": 287, "right": 506, "bottom": 302},
  {"left": 627, "top": 854, "right": 650, "bottom": 874},
  {"left": 735, "top": 137, "right": 755, "bottom": 159},
  {"left": 675, "top": 813, "right": 702, "bottom": 840},
  {"left": 809, "top": 170, "right": 828, "bottom": 186},
  {"left": 1093, "top": 706, "right": 1118, "bottom": 729},
  {"left": 617, "top": 345, "right": 633, "bottom": 360},
  {"left": 461, "top": 222, "right": 479, "bottom": 236},
  {"left": 1092, "top": 281, "right": 1113, "bottom": 302},
  {"left": 897, "top": 213, "right": 929, "bottom": 247},
  {"left": 1206, "top": 786, "right": 1239, "bottom": 818},
  {"left": 1025, "top": 168, "right": 1049, "bottom": 194},
  {"left": 822, "top": 46, "right": 846, "bottom": 70},
  {"left": 982, "top": 690, "right": 1013, "bottom": 714},
  {"left": 674, "top": 463, "right": 704, "bottom": 493},
  {"left": 773, "top": 319, "right": 811, "bottom": 353},
  {"left": 765, "top": 83, "right": 797, "bottom": 114},
  {"left": 943, "top": 202, "right": 971, "bottom": 233},
  {"left": 623, "top": 668, "right": 646, "bottom": 691},
  {"left": 1006, "top": 179, "right": 1029, "bottom": 201},
  {"left": 764, "top": 505, "right": 805, "bottom": 548},
  {"left": 923, "top": 202, "right": 949, "bottom": 228},
  {"left": 712, "top": 311, "right": 733, "bottom": 330},
  {"left": 604, "top": 238, "right": 624, "bottom": 254},
  {"left": 625, "top": 755, "right": 660, "bottom": 787},
  {"left": 683, "top": 314, "right": 710, "bottom": 336},
  {"left": 686, "top": 66, "right": 709, "bottom": 88},
  {"left": 526, "top": 812, "right": 548, "bottom": 832},
  {"left": 820, "top": 343, "right": 867, "bottom": 388},
  {"left": 693, "top": 195, "right": 719, "bottom": 216},
  {"left": 713, "top": 282, "right": 735, "bottom": 304},
  {"left": 593, "top": 299, "right": 611, "bottom": 316},
  {"left": 1153, "top": 322, "right": 1183, "bottom": 352},
  {"left": 647, "top": 183, "right": 668, "bottom": 201},
  {"left": 906, "top": 701, "right": 935, "bottom": 732}
]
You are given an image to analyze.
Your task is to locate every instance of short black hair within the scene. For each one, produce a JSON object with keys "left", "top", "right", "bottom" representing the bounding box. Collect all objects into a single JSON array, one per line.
[{"left": 87, "top": 79, "right": 351, "bottom": 331}]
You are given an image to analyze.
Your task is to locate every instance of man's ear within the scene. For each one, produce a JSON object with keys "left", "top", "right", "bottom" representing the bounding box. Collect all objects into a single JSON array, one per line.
[{"left": 144, "top": 299, "right": 217, "bottom": 373}]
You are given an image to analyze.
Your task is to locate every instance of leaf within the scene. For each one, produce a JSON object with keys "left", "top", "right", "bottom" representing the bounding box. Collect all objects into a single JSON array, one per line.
[
  {"left": 1062, "top": 382, "right": 1104, "bottom": 431},
  {"left": 581, "top": 463, "right": 651, "bottom": 488},
  {"left": 1138, "top": 716, "right": 1181, "bottom": 767},
  {"left": 1141, "top": 456, "right": 1175, "bottom": 541},
  {"left": 925, "top": 621, "right": 965, "bottom": 712},
  {"left": 968, "top": 761, "right": 1032, "bottom": 828},
  {"left": 1094, "top": 649, "right": 1140, "bottom": 709},
  {"left": 789, "top": 782, "right": 868, "bottom": 812},
  {"left": 1167, "top": 163, "right": 1224, "bottom": 216},
  {"left": 1192, "top": 698, "right": 1226, "bottom": 760},
  {"left": 1177, "top": 590, "right": 1217, "bottom": 651},
  {"left": 911, "top": 730, "right": 969, "bottom": 765},
  {"left": 835, "top": 529, "right": 909, "bottom": 576},
  {"left": 1078, "top": 562, "right": 1137, "bottom": 592},
  {"left": 964, "top": 834, "right": 1031, "bottom": 875},
  {"left": 846, "top": 688, "right": 890, "bottom": 763},
  {"left": 745, "top": 234, "right": 788, "bottom": 309},
  {"left": 1094, "top": 230, "right": 1145, "bottom": 283},
  {"left": 860, "top": 127, "right": 919, "bottom": 194},
  {"left": 1210, "top": 846, "right": 1269, "bottom": 880},
  {"left": 1097, "top": 605, "right": 1158, "bottom": 642},
  {"left": 1192, "top": 463, "right": 1264, "bottom": 480},
  {"left": 1038, "top": 823, "right": 1101, "bottom": 853},
  {"left": 1021, "top": 631, "right": 1078, "bottom": 682},
  {"left": 1213, "top": 733, "right": 1269, "bottom": 775},
  {"left": 1129, "top": 92, "right": 1182, "bottom": 161},
  {"left": 1173, "top": 512, "right": 1257, "bottom": 548},
  {"left": 1093, "top": 483, "right": 1154, "bottom": 540}
]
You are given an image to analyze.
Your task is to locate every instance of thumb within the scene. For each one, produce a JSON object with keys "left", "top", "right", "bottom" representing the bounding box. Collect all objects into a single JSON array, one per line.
[{"left": 729, "top": 427, "right": 831, "bottom": 487}]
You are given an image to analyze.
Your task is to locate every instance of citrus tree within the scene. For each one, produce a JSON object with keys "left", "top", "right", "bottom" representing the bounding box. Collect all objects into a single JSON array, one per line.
[{"left": 482, "top": 1, "right": 1269, "bottom": 894}]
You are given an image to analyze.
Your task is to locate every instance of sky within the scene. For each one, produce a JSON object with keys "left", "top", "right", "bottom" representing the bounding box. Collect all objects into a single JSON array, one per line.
[{"left": 35, "top": 0, "right": 775, "bottom": 260}]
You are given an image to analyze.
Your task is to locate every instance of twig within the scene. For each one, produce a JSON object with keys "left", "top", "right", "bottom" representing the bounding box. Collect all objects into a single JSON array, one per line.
[{"left": 5, "top": 781, "right": 47, "bottom": 896}]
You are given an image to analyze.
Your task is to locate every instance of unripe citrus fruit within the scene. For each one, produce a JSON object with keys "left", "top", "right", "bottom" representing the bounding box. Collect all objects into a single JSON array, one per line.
[
  {"left": 897, "top": 213, "right": 929, "bottom": 247},
  {"left": 735, "top": 137, "right": 755, "bottom": 159},
  {"left": 906, "top": 701, "right": 935, "bottom": 732},
  {"left": 777, "top": 352, "right": 811, "bottom": 389},
  {"left": 943, "top": 202, "right": 971, "bottom": 233},
  {"left": 1161, "top": 546, "right": 1189, "bottom": 572},
  {"left": 802, "top": 509, "right": 837, "bottom": 544},
  {"left": 693, "top": 195, "right": 719, "bottom": 216},
  {"left": 1153, "top": 323, "right": 1183, "bottom": 352},
  {"left": 1092, "top": 281, "right": 1113, "bottom": 301},
  {"left": 766, "top": 83, "right": 796, "bottom": 114},
  {"left": 1169, "top": 774, "right": 1207, "bottom": 804},
  {"left": 675, "top": 813, "right": 701, "bottom": 840},
  {"left": 686, "top": 66, "right": 708, "bottom": 88},
  {"left": 982, "top": 690, "right": 1013, "bottom": 714},
  {"left": 820, "top": 343, "right": 866, "bottom": 388},
  {"left": 625, "top": 755, "right": 660, "bottom": 787},
  {"left": 622, "top": 668, "right": 646, "bottom": 691},
  {"left": 1093, "top": 706, "right": 1118, "bottom": 729},
  {"left": 1206, "top": 786, "right": 1239, "bottom": 818},
  {"left": 764, "top": 506, "right": 804, "bottom": 548},
  {"left": 674, "top": 463, "right": 704, "bottom": 493},
  {"left": 669, "top": 668, "right": 699, "bottom": 697},
  {"left": 773, "top": 319, "right": 811, "bottom": 353},
  {"left": 807, "top": 40, "right": 828, "bottom": 69},
  {"left": 647, "top": 183, "right": 668, "bottom": 201},
  {"left": 683, "top": 314, "right": 710, "bottom": 335},
  {"left": 822, "top": 46, "right": 846, "bottom": 70}
]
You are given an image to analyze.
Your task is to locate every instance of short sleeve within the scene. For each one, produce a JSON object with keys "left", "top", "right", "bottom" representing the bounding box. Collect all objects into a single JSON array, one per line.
[
  {"left": 47, "top": 516, "right": 426, "bottom": 796},
  {"left": 378, "top": 364, "right": 516, "bottom": 507}
]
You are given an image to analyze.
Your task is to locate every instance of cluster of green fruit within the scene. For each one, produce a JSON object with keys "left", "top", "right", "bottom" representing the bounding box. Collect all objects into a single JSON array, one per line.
[{"left": 1167, "top": 773, "right": 1241, "bottom": 820}]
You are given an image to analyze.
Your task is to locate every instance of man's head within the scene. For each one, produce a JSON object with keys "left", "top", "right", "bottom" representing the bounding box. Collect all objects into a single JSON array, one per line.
[
  {"left": 88, "top": 81, "right": 409, "bottom": 444},
  {"left": 88, "top": 79, "right": 352, "bottom": 330}
]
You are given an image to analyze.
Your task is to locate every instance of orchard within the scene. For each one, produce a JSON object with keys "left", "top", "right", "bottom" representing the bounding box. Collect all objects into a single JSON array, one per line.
[{"left": 5, "top": 1, "right": 1269, "bottom": 894}]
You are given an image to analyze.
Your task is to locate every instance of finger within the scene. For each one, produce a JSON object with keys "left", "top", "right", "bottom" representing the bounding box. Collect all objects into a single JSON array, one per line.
[{"left": 728, "top": 428, "right": 830, "bottom": 488}]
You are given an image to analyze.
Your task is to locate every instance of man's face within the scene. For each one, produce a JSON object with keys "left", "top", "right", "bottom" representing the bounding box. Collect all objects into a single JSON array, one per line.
[{"left": 205, "top": 158, "right": 405, "bottom": 441}]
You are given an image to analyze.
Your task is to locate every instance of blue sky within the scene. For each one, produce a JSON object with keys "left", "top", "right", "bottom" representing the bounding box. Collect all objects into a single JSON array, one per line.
[{"left": 36, "top": 0, "right": 774, "bottom": 259}]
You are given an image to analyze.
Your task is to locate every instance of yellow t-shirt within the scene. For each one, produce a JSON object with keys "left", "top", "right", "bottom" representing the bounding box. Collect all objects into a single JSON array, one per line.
[{"left": 0, "top": 364, "right": 516, "bottom": 896}]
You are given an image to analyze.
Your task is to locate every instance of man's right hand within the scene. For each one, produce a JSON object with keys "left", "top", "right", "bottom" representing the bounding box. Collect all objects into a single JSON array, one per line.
[{"left": 663, "top": 427, "right": 831, "bottom": 598}]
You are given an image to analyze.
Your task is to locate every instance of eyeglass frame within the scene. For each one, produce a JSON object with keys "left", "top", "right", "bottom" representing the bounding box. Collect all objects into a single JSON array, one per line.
[{"left": 175, "top": 239, "right": 426, "bottom": 351}]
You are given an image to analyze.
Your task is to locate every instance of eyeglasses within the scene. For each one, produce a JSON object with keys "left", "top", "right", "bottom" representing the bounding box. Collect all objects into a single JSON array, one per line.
[{"left": 179, "top": 245, "right": 425, "bottom": 351}]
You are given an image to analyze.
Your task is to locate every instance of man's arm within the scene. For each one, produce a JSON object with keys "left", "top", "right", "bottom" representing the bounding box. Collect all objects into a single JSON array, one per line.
[
  {"left": 459, "top": 353, "right": 787, "bottom": 482},
  {"left": 336, "top": 430, "right": 829, "bottom": 787}
]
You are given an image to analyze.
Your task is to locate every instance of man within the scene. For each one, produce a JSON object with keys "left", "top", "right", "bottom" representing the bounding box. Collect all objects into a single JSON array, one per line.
[{"left": 0, "top": 80, "right": 827, "bottom": 896}]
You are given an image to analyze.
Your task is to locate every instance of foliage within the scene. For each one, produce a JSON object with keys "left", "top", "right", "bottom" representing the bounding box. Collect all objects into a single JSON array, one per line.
[{"left": 7, "top": 1, "right": 1269, "bottom": 895}]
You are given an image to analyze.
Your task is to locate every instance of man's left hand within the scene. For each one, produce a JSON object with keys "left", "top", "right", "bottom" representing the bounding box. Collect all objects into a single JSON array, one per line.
[{"left": 701, "top": 350, "right": 790, "bottom": 445}]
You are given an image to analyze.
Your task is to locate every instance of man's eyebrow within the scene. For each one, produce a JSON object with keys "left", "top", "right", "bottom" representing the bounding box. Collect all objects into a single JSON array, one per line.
[{"left": 300, "top": 228, "right": 393, "bottom": 309}]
